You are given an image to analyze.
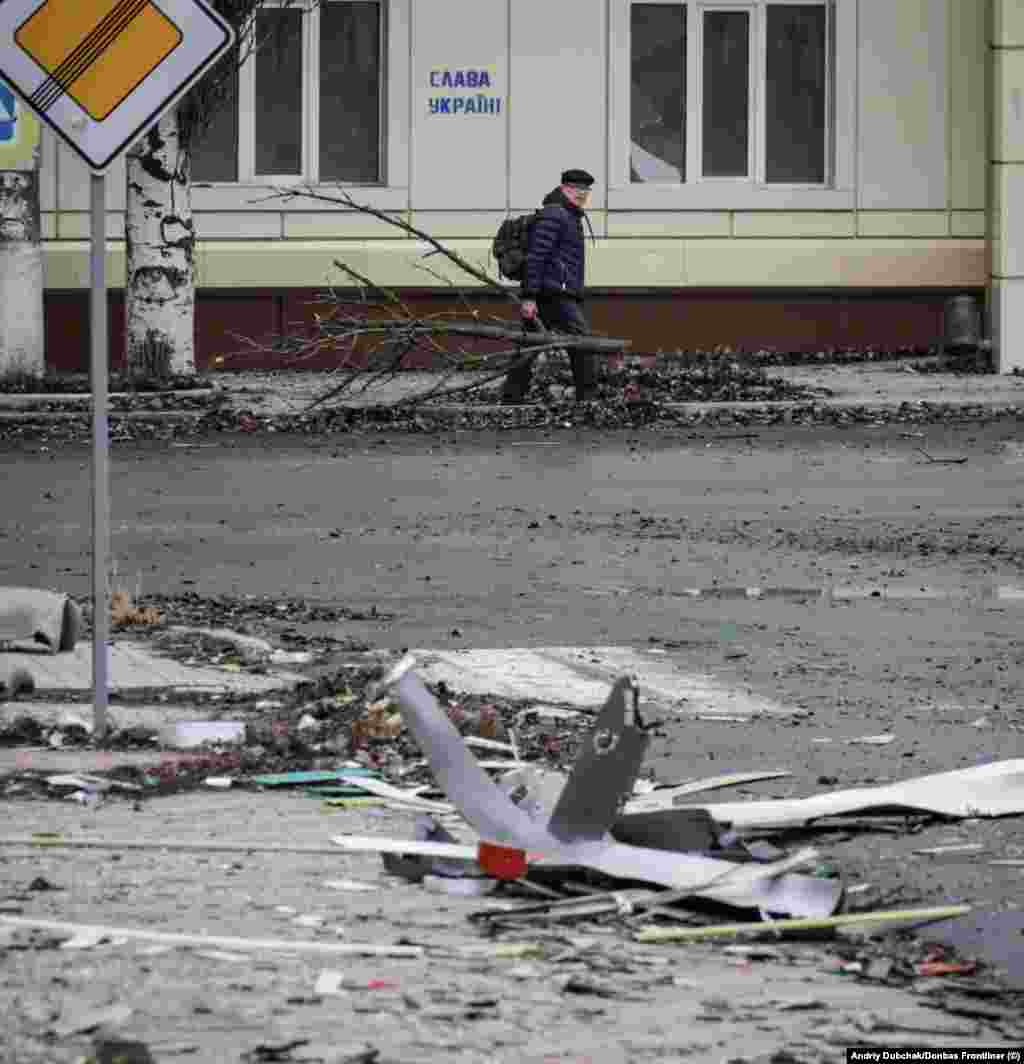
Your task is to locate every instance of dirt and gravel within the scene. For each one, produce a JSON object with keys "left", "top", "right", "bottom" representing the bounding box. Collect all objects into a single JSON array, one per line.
[{"left": 1, "top": 364, "right": 1023, "bottom": 1061}]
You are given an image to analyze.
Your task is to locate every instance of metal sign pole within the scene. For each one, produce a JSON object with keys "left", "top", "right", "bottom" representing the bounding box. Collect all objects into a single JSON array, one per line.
[{"left": 90, "top": 171, "right": 109, "bottom": 739}]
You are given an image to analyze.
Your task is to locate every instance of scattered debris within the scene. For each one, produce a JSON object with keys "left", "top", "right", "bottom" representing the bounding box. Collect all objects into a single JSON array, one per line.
[
  {"left": 916, "top": 447, "right": 968, "bottom": 465},
  {"left": 322, "top": 879, "right": 378, "bottom": 893},
  {"left": 845, "top": 734, "right": 896, "bottom": 746},
  {"left": 351, "top": 699, "right": 403, "bottom": 744},
  {"left": 314, "top": 970, "right": 347, "bottom": 996},
  {"left": 0, "top": 916, "right": 425, "bottom": 957},
  {"left": 92, "top": 1038, "right": 155, "bottom": 1064},
  {"left": 917, "top": 957, "right": 978, "bottom": 977},
  {"left": 111, "top": 590, "right": 162, "bottom": 627},
  {"left": 913, "top": 844, "right": 985, "bottom": 856},
  {"left": 375, "top": 657, "right": 843, "bottom": 918},
  {"left": 160, "top": 721, "right": 246, "bottom": 749}
]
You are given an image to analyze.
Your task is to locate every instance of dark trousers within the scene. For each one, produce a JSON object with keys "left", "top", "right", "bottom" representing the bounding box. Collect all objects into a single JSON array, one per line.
[{"left": 502, "top": 295, "right": 596, "bottom": 402}]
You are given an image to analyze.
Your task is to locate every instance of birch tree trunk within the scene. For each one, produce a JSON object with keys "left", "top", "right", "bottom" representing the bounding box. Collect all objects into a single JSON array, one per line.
[
  {"left": 125, "top": 108, "right": 195, "bottom": 378},
  {"left": 0, "top": 168, "right": 44, "bottom": 379}
]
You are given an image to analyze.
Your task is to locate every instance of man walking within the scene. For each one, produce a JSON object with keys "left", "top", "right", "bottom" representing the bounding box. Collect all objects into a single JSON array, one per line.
[{"left": 502, "top": 168, "right": 597, "bottom": 404}]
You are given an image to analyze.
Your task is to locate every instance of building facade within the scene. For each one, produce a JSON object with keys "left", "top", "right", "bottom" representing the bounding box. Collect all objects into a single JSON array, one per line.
[{"left": 31, "top": 0, "right": 1024, "bottom": 372}]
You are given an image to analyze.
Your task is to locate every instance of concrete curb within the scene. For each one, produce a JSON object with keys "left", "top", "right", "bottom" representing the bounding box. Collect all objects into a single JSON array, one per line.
[
  {"left": 2, "top": 399, "right": 1022, "bottom": 422},
  {"left": 0, "top": 389, "right": 219, "bottom": 410}
]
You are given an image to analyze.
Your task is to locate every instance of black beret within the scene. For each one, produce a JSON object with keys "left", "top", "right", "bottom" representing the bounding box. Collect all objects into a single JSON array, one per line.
[{"left": 561, "top": 168, "right": 595, "bottom": 187}]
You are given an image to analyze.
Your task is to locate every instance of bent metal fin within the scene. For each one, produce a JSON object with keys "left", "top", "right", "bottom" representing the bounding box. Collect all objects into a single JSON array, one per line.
[{"left": 548, "top": 675, "right": 650, "bottom": 843}]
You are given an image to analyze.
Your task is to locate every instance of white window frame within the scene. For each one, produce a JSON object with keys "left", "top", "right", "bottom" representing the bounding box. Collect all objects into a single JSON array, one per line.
[
  {"left": 610, "top": 0, "right": 855, "bottom": 209},
  {"left": 191, "top": 0, "right": 409, "bottom": 212},
  {"left": 694, "top": 3, "right": 758, "bottom": 183}
]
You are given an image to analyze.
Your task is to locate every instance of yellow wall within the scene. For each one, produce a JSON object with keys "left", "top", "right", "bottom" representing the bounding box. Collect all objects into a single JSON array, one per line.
[{"left": 39, "top": 0, "right": 990, "bottom": 291}]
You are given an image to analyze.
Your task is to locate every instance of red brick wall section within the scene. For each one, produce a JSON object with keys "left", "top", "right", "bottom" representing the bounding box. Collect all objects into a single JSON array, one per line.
[
  {"left": 44, "top": 292, "right": 126, "bottom": 373},
  {"left": 42, "top": 289, "right": 960, "bottom": 373}
]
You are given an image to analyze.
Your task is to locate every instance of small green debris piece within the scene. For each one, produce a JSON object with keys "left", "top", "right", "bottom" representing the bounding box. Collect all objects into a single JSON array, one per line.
[
  {"left": 251, "top": 769, "right": 377, "bottom": 788},
  {"left": 303, "top": 786, "right": 373, "bottom": 798}
]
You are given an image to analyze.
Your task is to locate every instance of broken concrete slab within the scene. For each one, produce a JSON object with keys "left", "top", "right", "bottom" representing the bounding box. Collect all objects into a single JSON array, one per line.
[
  {"left": 414, "top": 646, "right": 804, "bottom": 718},
  {"left": 0, "top": 587, "right": 80, "bottom": 653},
  {"left": 0, "top": 641, "right": 305, "bottom": 694}
]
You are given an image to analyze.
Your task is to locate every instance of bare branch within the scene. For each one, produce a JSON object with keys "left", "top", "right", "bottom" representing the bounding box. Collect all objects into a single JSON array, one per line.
[
  {"left": 222, "top": 194, "right": 632, "bottom": 413},
  {"left": 255, "top": 186, "right": 517, "bottom": 299}
]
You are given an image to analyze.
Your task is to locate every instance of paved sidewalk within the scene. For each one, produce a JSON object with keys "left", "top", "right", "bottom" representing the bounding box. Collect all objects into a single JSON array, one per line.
[
  {"left": 211, "top": 364, "right": 1024, "bottom": 414},
  {"left": 0, "top": 641, "right": 302, "bottom": 694},
  {"left": 2, "top": 363, "right": 1024, "bottom": 418}
]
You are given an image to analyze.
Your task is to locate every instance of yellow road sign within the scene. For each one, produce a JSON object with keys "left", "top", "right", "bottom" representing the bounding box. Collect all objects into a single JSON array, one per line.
[
  {"left": 0, "top": 0, "right": 233, "bottom": 171},
  {"left": 16, "top": 0, "right": 183, "bottom": 121}
]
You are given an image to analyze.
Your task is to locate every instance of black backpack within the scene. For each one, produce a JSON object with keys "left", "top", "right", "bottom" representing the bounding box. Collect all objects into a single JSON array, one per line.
[{"left": 492, "top": 212, "right": 538, "bottom": 281}]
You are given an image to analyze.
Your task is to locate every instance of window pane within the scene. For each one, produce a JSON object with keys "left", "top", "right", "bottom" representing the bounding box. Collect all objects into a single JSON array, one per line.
[
  {"left": 320, "top": 1, "right": 381, "bottom": 183},
  {"left": 766, "top": 4, "right": 826, "bottom": 183},
  {"left": 702, "top": 10, "right": 749, "bottom": 177},
  {"left": 190, "top": 58, "right": 238, "bottom": 182},
  {"left": 255, "top": 9, "right": 303, "bottom": 175},
  {"left": 630, "top": 4, "right": 685, "bottom": 183}
]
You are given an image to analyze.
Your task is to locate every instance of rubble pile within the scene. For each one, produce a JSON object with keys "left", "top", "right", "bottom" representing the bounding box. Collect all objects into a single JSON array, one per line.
[
  {"left": 0, "top": 354, "right": 1020, "bottom": 444},
  {"left": 105, "top": 592, "right": 389, "bottom": 632},
  {"left": 0, "top": 396, "right": 1014, "bottom": 444},
  {"left": 0, "top": 372, "right": 217, "bottom": 396},
  {"left": 464, "top": 354, "right": 832, "bottom": 405}
]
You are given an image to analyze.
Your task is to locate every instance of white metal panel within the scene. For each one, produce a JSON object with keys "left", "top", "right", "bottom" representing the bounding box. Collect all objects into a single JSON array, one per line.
[
  {"left": 509, "top": 0, "right": 607, "bottom": 210},
  {"left": 411, "top": 0, "right": 507, "bottom": 209},
  {"left": 857, "top": 0, "right": 948, "bottom": 209}
]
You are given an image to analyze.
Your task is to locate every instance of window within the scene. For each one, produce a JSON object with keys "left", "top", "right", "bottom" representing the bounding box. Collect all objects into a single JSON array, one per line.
[
  {"left": 191, "top": 0, "right": 384, "bottom": 184},
  {"left": 630, "top": 1, "right": 831, "bottom": 186}
]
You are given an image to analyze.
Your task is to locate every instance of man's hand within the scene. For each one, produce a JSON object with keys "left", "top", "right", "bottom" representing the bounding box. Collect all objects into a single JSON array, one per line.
[{"left": 521, "top": 300, "right": 538, "bottom": 321}]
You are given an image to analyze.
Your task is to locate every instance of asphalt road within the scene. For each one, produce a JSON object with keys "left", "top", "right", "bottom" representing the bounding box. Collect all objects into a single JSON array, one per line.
[{"left": 3, "top": 417, "right": 1024, "bottom": 930}]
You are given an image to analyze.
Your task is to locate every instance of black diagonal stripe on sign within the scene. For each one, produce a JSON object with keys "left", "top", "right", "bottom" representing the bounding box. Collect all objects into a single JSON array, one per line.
[
  {"left": 31, "top": 0, "right": 149, "bottom": 112},
  {"left": 30, "top": 0, "right": 150, "bottom": 114}
]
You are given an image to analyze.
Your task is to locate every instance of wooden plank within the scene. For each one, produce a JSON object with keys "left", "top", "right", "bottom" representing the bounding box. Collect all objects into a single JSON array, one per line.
[{"left": 634, "top": 905, "right": 973, "bottom": 943}]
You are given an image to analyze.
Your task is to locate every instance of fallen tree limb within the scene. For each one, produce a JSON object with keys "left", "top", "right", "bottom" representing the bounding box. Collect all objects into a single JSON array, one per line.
[{"left": 319, "top": 319, "right": 629, "bottom": 353}]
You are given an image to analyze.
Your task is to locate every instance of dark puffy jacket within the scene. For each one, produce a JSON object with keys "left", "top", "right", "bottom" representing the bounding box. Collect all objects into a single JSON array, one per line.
[{"left": 523, "top": 187, "right": 586, "bottom": 300}]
